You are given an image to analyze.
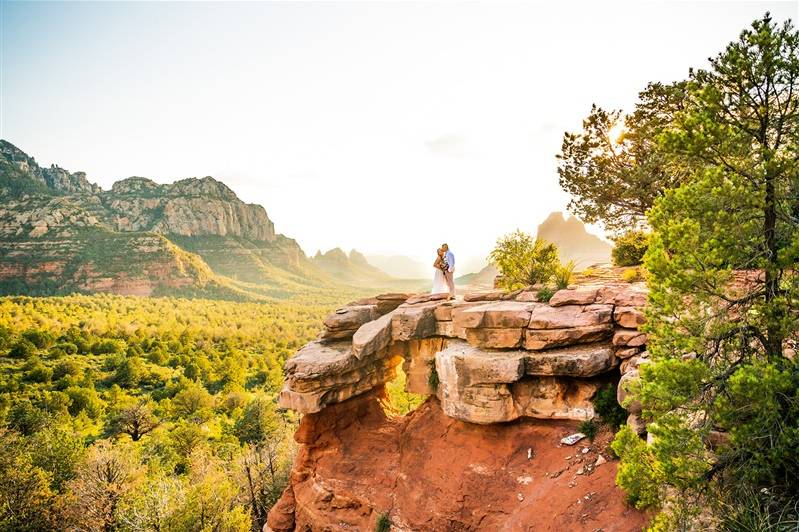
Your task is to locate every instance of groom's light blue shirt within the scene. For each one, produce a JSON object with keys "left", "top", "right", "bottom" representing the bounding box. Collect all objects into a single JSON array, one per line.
[{"left": 445, "top": 250, "right": 455, "bottom": 272}]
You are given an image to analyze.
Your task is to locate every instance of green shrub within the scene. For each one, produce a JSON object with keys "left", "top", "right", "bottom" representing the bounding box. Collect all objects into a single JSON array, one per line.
[
  {"left": 621, "top": 268, "right": 643, "bottom": 283},
  {"left": 717, "top": 488, "right": 799, "bottom": 532},
  {"left": 9, "top": 339, "right": 37, "bottom": 359},
  {"left": 427, "top": 360, "right": 439, "bottom": 390},
  {"left": 65, "top": 386, "right": 103, "bottom": 418},
  {"left": 489, "top": 230, "right": 560, "bottom": 290},
  {"left": 536, "top": 286, "right": 555, "bottom": 303},
  {"left": 22, "top": 329, "right": 55, "bottom": 349},
  {"left": 91, "top": 338, "right": 126, "bottom": 355},
  {"left": 56, "top": 342, "right": 78, "bottom": 355},
  {"left": 375, "top": 512, "right": 391, "bottom": 532},
  {"left": 611, "top": 425, "right": 661, "bottom": 508},
  {"left": 554, "top": 260, "right": 576, "bottom": 289},
  {"left": 593, "top": 384, "right": 627, "bottom": 429},
  {"left": 612, "top": 230, "right": 649, "bottom": 266},
  {"left": 114, "top": 357, "right": 145, "bottom": 388},
  {"left": 579, "top": 419, "right": 598, "bottom": 441},
  {"left": 25, "top": 362, "right": 53, "bottom": 383},
  {"left": 52, "top": 359, "right": 82, "bottom": 381}
]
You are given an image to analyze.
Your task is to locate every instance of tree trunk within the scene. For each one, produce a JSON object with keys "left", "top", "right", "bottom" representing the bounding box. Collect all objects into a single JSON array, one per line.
[{"left": 764, "top": 174, "right": 783, "bottom": 359}]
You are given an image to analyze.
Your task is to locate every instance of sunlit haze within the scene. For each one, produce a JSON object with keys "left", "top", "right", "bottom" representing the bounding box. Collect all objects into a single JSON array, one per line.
[{"left": 2, "top": 1, "right": 796, "bottom": 271}]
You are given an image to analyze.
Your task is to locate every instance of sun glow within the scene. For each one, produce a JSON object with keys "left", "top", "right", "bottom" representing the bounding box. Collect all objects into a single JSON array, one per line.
[{"left": 608, "top": 120, "right": 627, "bottom": 145}]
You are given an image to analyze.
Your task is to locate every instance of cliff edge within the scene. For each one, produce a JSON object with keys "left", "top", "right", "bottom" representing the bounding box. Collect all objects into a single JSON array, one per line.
[{"left": 270, "top": 282, "right": 651, "bottom": 530}]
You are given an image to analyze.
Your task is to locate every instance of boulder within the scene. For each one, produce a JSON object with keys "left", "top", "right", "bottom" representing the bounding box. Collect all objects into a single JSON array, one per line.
[
  {"left": 514, "top": 290, "right": 539, "bottom": 302},
  {"left": 279, "top": 341, "right": 401, "bottom": 413},
  {"left": 613, "top": 329, "right": 647, "bottom": 347},
  {"left": 319, "top": 327, "right": 359, "bottom": 341},
  {"left": 615, "top": 346, "right": 640, "bottom": 359},
  {"left": 511, "top": 377, "right": 600, "bottom": 421},
  {"left": 434, "top": 341, "right": 608, "bottom": 423},
  {"left": 375, "top": 292, "right": 412, "bottom": 314},
  {"left": 523, "top": 324, "right": 612, "bottom": 350},
  {"left": 465, "top": 328, "right": 523, "bottom": 348},
  {"left": 524, "top": 343, "right": 617, "bottom": 377},
  {"left": 405, "top": 293, "right": 450, "bottom": 305},
  {"left": 613, "top": 283, "right": 648, "bottom": 307},
  {"left": 352, "top": 311, "right": 395, "bottom": 359},
  {"left": 528, "top": 304, "right": 613, "bottom": 329},
  {"left": 620, "top": 352, "right": 651, "bottom": 375},
  {"left": 613, "top": 306, "right": 645, "bottom": 328},
  {"left": 463, "top": 290, "right": 506, "bottom": 302},
  {"left": 323, "top": 305, "right": 379, "bottom": 334},
  {"left": 433, "top": 302, "right": 455, "bottom": 321},
  {"left": 437, "top": 342, "right": 525, "bottom": 385},
  {"left": 435, "top": 346, "right": 518, "bottom": 424},
  {"left": 617, "top": 369, "right": 642, "bottom": 414},
  {"left": 627, "top": 413, "right": 647, "bottom": 435},
  {"left": 549, "top": 287, "right": 599, "bottom": 307},
  {"left": 454, "top": 301, "right": 537, "bottom": 330},
  {"left": 400, "top": 338, "right": 449, "bottom": 394},
  {"left": 434, "top": 321, "right": 457, "bottom": 337},
  {"left": 392, "top": 302, "right": 438, "bottom": 341},
  {"left": 594, "top": 284, "right": 626, "bottom": 304}
]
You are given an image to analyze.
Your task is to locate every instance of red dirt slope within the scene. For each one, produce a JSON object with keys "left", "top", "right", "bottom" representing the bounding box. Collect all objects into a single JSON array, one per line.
[{"left": 267, "top": 389, "right": 648, "bottom": 531}]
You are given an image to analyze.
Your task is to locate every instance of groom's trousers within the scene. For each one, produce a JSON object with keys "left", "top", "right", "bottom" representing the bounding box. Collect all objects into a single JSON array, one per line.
[{"left": 444, "top": 270, "right": 455, "bottom": 297}]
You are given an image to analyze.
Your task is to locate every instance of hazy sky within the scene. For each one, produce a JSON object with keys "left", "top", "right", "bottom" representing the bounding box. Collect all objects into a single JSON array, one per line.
[{"left": 2, "top": 1, "right": 797, "bottom": 269}]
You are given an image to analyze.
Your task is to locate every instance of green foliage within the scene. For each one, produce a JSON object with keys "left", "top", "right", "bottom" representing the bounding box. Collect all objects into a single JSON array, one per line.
[
  {"left": 557, "top": 83, "right": 689, "bottom": 234},
  {"left": 22, "top": 329, "right": 55, "bottom": 349},
  {"left": 620, "top": 268, "right": 643, "bottom": 283},
  {"left": 113, "top": 356, "right": 145, "bottom": 388},
  {"left": 553, "top": 260, "right": 575, "bottom": 289},
  {"left": 233, "top": 395, "right": 281, "bottom": 444},
  {"left": 9, "top": 338, "right": 37, "bottom": 359},
  {"left": 611, "top": 425, "right": 661, "bottom": 508},
  {"left": 385, "top": 365, "right": 426, "bottom": 415},
  {"left": 427, "top": 359, "right": 439, "bottom": 390},
  {"left": 578, "top": 419, "right": 598, "bottom": 441},
  {"left": 717, "top": 488, "right": 799, "bottom": 532},
  {"left": 611, "top": 230, "right": 650, "bottom": 267},
  {"left": 375, "top": 512, "right": 391, "bottom": 532},
  {"left": 0, "top": 265, "right": 347, "bottom": 529},
  {"left": 0, "top": 429, "right": 55, "bottom": 531},
  {"left": 603, "top": 14, "right": 799, "bottom": 527},
  {"left": 592, "top": 384, "right": 627, "bottom": 429},
  {"left": 535, "top": 286, "right": 555, "bottom": 303},
  {"left": 91, "top": 338, "right": 126, "bottom": 355},
  {"left": 489, "top": 230, "right": 561, "bottom": 290}
]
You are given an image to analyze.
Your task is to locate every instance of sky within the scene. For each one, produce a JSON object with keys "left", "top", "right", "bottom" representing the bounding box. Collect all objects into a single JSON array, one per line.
[{"left": 2, "top": 1, "right": 797, "bottom": 271}]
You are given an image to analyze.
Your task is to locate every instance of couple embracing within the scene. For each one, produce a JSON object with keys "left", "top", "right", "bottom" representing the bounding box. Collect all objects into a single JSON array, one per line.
[{"left": 432, "top": 243, "right": 455, "bottom": 298}]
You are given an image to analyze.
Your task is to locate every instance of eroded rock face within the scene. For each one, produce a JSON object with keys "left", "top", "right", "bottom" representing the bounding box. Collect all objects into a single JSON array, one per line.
[
  {"left": 281, "top": 284, "right": 650, "bottom": 419},
  {"left": 273, "top": 283, "right": 653, "bottom": 529},
  {"left": 433, "top": 341, "right": 610, "bottom": 424},
  {"left": 279, "top": 341, "right": 402, "bottom": 413},
  {"left": 267, "top": 391, "right": 647, "bottom": 532}
]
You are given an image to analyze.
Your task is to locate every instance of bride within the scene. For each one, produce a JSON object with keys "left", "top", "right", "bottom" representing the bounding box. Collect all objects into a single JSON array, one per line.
[{"left": 432, "top": 247, "right": 449, "bottom": 294}]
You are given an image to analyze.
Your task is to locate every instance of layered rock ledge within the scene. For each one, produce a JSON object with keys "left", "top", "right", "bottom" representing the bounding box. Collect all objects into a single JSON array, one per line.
[
  {"left": 279, "top": 282, "right": 648, "bottom": 425},
  {"left": 271, "top": 282, "right": 651, "bottom": 531}
]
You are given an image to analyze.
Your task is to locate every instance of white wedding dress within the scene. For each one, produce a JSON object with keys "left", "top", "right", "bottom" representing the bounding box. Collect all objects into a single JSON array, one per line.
[{"left": 432, "top": 267, "right": 448, "bottom": 294}]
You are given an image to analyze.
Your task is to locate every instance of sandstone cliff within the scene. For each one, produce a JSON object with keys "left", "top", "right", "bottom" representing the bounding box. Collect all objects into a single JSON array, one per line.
[
  {"left": 270, "top": 282, "right": 651, "bottom": 530},
  {"left": 537, "top": 211, "right": 612, "bottom": 267},
  {"left": 0, "top": 140, "right": 317, "bottom": 297}
]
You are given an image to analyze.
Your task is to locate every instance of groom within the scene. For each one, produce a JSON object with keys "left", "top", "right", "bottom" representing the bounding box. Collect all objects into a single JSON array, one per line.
[{"left": 442, "top": 243, "right": 455, "bottom": 298}]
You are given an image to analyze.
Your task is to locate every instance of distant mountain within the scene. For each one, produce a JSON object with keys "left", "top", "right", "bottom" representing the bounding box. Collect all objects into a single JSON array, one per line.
[
  {"left": 366, "top": 254, "right": 429, "bottom": 279},
  {"left": 312, "top": 248, "right": 400, "bottom": 288},
  {"left": 456, "top": 264, "right": 499, "bottom": 289},
  {"left": 0, "top": 139, "right": 331, "bottom": 298},
  {"left": 536, "top": 212, "right": 611, "bottom": 267}
]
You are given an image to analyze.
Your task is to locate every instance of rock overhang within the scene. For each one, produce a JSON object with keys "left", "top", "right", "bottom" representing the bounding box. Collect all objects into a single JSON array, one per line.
[{"left": 279, "top": 282, "right": 649, "bottom": 425}]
